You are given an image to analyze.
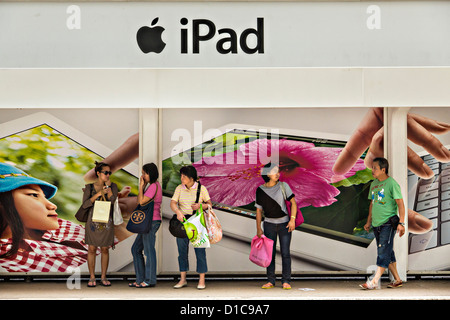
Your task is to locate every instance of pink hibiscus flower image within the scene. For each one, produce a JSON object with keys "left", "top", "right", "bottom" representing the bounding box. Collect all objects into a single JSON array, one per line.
[{"left": 193, "top": 138, "right": 366, "bottom": 208}]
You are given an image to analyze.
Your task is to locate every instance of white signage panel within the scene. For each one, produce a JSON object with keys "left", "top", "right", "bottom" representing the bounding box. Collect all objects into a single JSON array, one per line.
[{"left": 0, "top": 2, "right": 449, "bottom": 68}]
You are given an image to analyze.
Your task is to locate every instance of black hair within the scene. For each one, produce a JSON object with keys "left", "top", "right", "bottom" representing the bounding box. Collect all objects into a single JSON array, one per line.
[
  {"left": 94, "top": 161, "right": 111, "bottom": 178},
  {"left": 179, "top": 165, "right": 198, "bottom": 182},
  {"left": 142, "top": 162, "right": 159, "bottom": 184},
  {"left": 261, "top": 162, "right": 279, "bottom": 183},
  {"left": 373, "top": 157, "right": 389, "bottom": 174},
  {"left": 0, "top": 191, "right": 25, "bottom": 258}
]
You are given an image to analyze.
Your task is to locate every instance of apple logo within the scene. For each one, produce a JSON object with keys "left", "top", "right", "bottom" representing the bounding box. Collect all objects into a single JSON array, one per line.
[{"left": 136, "top": 18, "right": 166, "bottom": 54}]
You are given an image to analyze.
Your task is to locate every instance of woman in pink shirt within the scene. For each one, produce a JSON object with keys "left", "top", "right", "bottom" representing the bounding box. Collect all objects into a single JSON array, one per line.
[{"left": 129, "top": 163, "right": 162, "bottom": 288}]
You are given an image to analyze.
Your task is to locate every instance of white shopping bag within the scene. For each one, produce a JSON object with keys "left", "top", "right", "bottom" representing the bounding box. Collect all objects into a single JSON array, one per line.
[
  {"left": 92, "top": 199, "right": 111, "bottom": 223},
  {"left": 183, "top": 207, "right": 210, "bottom": 248}
]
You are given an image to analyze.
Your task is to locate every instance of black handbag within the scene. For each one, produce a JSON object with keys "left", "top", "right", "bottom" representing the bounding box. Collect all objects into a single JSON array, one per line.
[
  {"left": 169, "top": 214, "right": 188, "bottom": 238},
  {"left": 126, "top": 184, "right": 157, "bottom": 234},
  {"left": 169, "top": 182, "right": 201, "bottom": 238}
]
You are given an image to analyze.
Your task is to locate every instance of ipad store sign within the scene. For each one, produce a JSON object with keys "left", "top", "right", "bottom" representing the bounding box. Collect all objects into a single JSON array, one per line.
[
  {"left": 136, "top": 17, "right": 265, "bottom": 55},
  {"left": 2, "top": 2, "right": 450, "bottom": 68}
]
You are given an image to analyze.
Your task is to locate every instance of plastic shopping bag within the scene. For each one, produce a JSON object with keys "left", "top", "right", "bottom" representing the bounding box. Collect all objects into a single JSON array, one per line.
[
  {"left": 113, "top": 198, "right": 124, "bottom": 225},
  {"left": 204, "top": 205, "right": 222, "bottom": 244},
  {"left": 184, "top": 207, "right": 210, "bottom": 248},
  {"left": 249, "top": 235, "right": 274, "bottom": 268}
]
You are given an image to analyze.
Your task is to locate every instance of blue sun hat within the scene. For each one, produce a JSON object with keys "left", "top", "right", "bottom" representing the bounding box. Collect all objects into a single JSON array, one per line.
[{"left": 0, "top": 162, "right": 57, "bottom": 199}]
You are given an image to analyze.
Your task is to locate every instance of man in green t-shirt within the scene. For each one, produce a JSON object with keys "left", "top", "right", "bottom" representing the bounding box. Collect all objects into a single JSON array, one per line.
[{"left": 360, "top": 157, "right": 406, "bottom": 290}]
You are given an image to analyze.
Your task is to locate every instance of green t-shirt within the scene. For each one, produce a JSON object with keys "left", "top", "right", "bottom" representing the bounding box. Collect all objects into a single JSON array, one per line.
[{"left": 368, "top": 176, "right": 403, "bottom": 227}]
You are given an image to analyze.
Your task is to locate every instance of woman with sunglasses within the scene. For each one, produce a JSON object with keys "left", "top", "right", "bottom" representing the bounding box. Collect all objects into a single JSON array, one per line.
[{"left": 81, "top": 161, "right": 118, "bottom": 287}]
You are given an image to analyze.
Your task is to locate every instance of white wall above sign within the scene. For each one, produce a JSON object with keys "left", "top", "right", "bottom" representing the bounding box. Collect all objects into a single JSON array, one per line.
[{"left": 0, "top": 2, "right": 449, "bottom": 68}]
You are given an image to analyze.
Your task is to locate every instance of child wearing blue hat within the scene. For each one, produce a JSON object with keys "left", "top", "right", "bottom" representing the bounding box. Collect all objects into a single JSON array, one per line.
[{"left": 0, "top": 162, "right": 88, "bottom": 272}]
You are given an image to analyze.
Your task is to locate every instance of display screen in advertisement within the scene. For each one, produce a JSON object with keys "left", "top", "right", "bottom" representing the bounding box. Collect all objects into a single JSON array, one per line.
[
  {"left": 0, "top": 117, "right": 138, "bottom": 273},
  {"left": 162, "top": 128, "right": 375, "bottom": 248},
  {"left": 408, "top": 150, "right": 450, "bottom": 252}
]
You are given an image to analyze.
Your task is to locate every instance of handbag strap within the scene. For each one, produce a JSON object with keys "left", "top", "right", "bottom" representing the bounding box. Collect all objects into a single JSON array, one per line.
[
  {"left": 91, "top": 183, "right": 109, "bottom": 201},
  {"left": 192, "top": 181, "right": 201, "bottom": 215},
  {"left": 280, "top": 182, "right": 287, "bottom": 200},
  {"left": 149, "top": 183, "right": 158, "bottom": 201},
  {"left": 141, "top": 183, "right": 158, "bottom": 206}
]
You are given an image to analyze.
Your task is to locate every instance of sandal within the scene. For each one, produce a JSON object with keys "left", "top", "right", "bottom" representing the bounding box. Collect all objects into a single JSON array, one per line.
[
  {"left": 359, "top": 279, "right": 380, "bottom": 290},
  {"left": 87, "top": 279, "right": 96, "bottom": 288},
  {"left": 282, "top": 283, "right": 292, "bottom": 290},
  {"left": 100, "top": 279, "right": 111, "bottom": 287},
  {"left": 128, "top": 282, "right": 138, "bottom": 287},
  {"left": 137, "top": 282, "right": 155, "bottom": 288},
  {"left": 261, "top": 282, "right": 274, "bottom": 289}
]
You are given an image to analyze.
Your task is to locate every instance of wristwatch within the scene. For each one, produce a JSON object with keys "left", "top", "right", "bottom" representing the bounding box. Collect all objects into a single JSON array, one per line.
[{"left": 399, "top": 222, "right": 405, "bottom": 227}]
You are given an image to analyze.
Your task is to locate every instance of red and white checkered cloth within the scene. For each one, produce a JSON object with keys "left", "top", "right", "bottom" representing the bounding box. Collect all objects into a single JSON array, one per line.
[{"left": 0, "top": 219, "right": 89, "bottom": 273}]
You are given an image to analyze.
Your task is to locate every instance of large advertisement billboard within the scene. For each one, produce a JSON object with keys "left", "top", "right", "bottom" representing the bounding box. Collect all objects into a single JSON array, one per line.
[{"left": 0, "top": 107, "right": 449, "bottom": 275}]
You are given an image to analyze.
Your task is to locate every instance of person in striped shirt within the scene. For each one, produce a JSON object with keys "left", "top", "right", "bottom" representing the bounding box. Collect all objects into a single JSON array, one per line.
[{"left": 170, "top": 165, "right": 212, "bottom": 290}]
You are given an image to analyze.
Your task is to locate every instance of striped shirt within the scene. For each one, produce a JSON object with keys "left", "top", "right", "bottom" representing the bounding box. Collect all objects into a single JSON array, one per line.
[{"left": 171, "top": 182, "right": 211, "bottom": 215}]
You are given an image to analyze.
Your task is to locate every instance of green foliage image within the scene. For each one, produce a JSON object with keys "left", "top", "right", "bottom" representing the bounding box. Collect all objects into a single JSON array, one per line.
[{"left": 0, "top": 125, "right": 138, "bottom": 223}]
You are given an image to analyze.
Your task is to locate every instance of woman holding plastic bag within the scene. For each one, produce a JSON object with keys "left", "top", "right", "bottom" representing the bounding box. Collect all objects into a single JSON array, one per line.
[
  {"left": 170, "top": 166, "right": 212, "bottom": 290},
  {"left": 255, "top": 162, "right": 297, "bottom": 290}
]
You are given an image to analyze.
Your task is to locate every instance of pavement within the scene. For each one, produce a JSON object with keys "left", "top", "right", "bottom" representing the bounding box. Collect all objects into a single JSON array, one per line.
[
  {"left": 1, "top": 275, "right": 448, "bottom": 300},
  {"left": 1, "top": 275, "right": 447, "bottom": 318}
]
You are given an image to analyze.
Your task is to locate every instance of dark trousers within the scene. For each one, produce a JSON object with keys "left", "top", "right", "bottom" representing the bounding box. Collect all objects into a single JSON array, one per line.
[{"left": 263, "top": 221, "right": 292, "bottom": 284}]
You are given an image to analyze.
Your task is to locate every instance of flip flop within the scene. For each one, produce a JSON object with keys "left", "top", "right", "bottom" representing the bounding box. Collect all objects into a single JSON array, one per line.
[
  {"left": 100, "top": 279, "right": 111, "bottom": 287},
  {"left": 87, "top": 279, "right": 96, "bottom": 287},
  {"left": 282, "top": 283, "right": 292, "bottom": 290},
  {"left": 137, "top": 282, "right": 155, "bottom": 288},
  {"left": 128, "top": 282, "right": 138, "bottom": 287},
  {"left": 261, "top": 283, "right": 274, "bottom": 289}
]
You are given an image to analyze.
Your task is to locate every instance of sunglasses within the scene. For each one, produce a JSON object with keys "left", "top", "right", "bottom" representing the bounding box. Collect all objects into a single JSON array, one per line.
[{"left": 101, "top": 171, "right": 112, "bottom": 175}]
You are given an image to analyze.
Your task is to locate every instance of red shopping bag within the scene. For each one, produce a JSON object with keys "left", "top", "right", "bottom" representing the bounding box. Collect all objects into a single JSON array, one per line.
[
  {"left": 249, "top": 235, "right": 274, "bottom": 268},
  {"left": 281, "top": 182, "right": 304, "bottom": 228},
  {"left": 286, "top": 200, "right": 304, "bottom": 228}
]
